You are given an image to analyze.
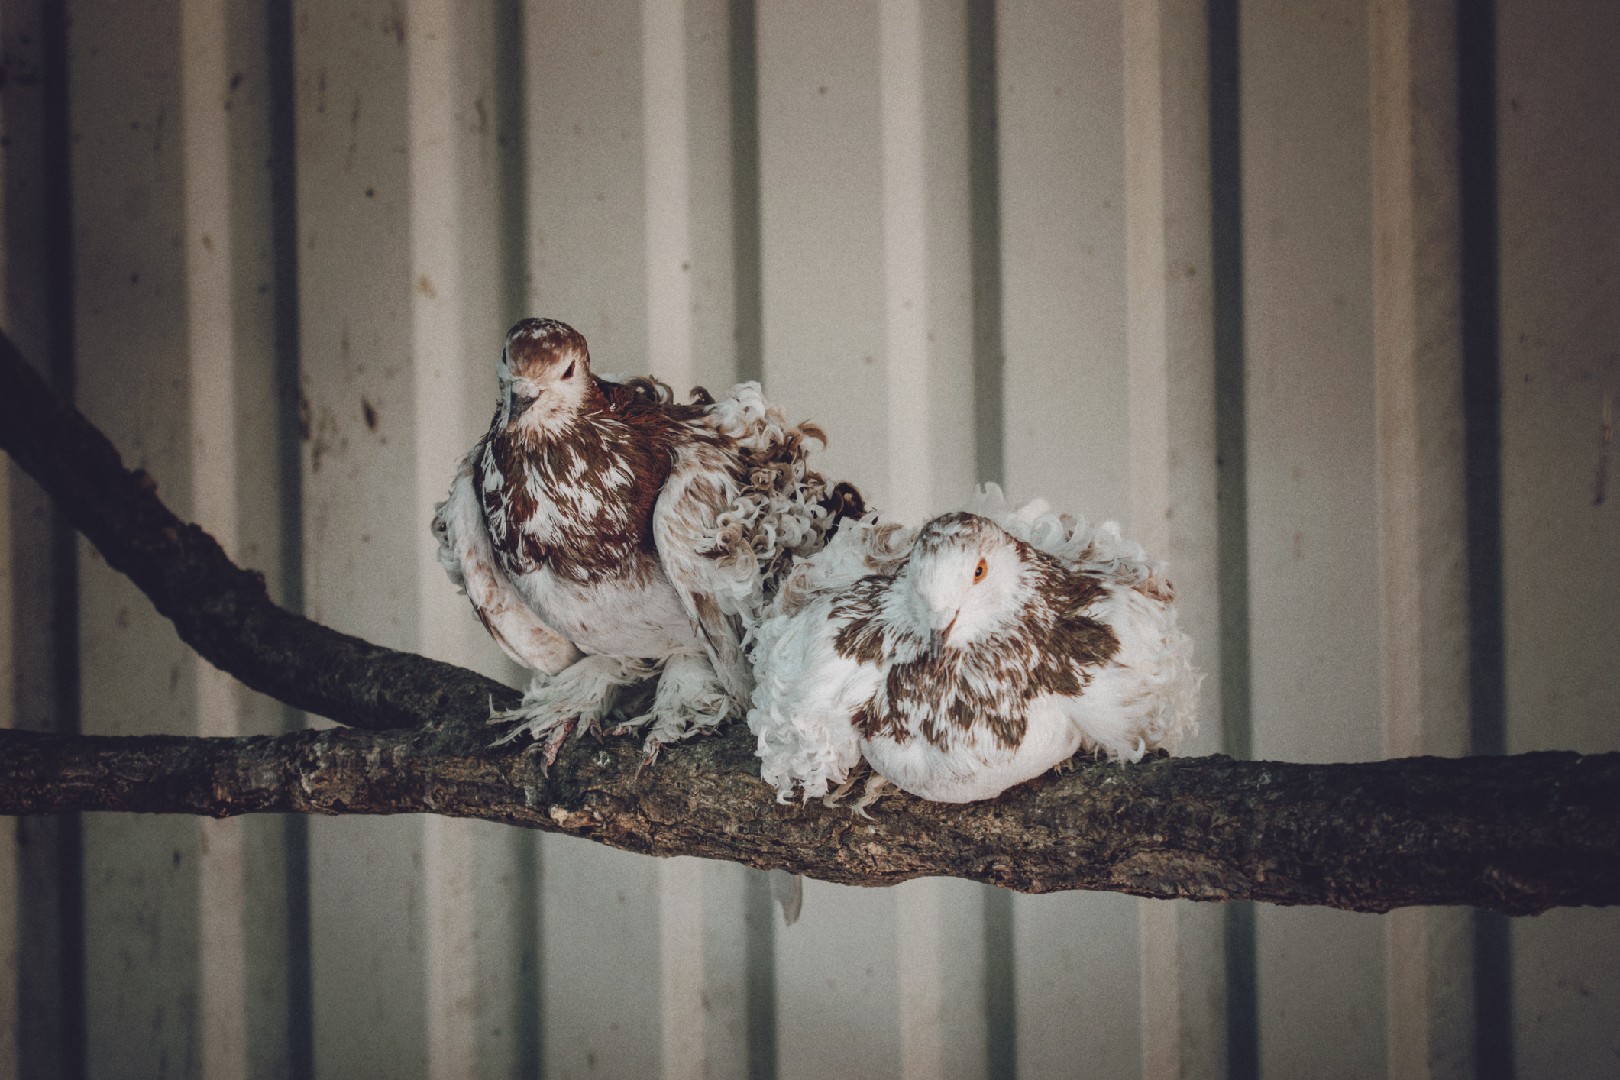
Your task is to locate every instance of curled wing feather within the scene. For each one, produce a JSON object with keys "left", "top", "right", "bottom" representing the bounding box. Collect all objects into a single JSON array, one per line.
[{"left": 652, "top": 441, "right": 754, "bottom": 703}]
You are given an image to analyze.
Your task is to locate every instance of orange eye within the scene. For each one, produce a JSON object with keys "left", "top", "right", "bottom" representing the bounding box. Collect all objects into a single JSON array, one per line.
[{"left": 973, "top": 558, "right": 987, "bottom": 582}]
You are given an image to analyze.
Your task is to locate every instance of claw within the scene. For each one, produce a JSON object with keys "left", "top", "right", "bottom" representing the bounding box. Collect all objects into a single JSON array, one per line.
[
  {"left": 517, "top": 739, "right": 554, "bottom": 778},
  {"left": 487, "top": 656, "right": 643, "bottom": 750},
  {"left": 489, "top": 720, "right": 528, "bottom": 747},
  {"left": 540, "top": 720, "right": 574, "bottom": 769},
  {"left": 823, "top": 772, "right": 860, "bottom": 808},
  {"left": 635, "top": 741, "right": 663, "bottom": 777},
  {"left": 617, "top": 653, "right": 739, "bottom": 760},
  {"left": 822, "top": 760, "right": 882, "bottom": 810},
  {"left": 849, "top": 773, "right": 893, "bottom": 818}
]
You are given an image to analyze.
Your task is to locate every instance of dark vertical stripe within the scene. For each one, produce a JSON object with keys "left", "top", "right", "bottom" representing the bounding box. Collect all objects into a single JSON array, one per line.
[
  {"left": 1221, "top": 903, "right": 1257, "bottom": 1080},
  {"left": 497, "top": 15, "right": 544, "bottom": 1070},
  {"left": 1458, "top": 4, "right": 1514, "bottom": 1078},
  {"left": 1208, "top": 2, "right": 1257, "bottom": 1078},
  {"left": 280, "top": 795, "right": 313, "bottom": 1080},
  {"left": 264, "top": 1, "right": 313, "bottom": 1076},
  {"left": 535, "top": 839, "right": 551, "bottom": 1080},
  {"left": 1209, "top": 0, "right": 1251, "bottom": 770},
  {"left": 729, "top": 8, "right": 774, "bottom": 1077},
  {"left": 968, "top": 0, "right": 1005, "bottom": 492},
  {"left": 511, "top": 833, "right": 543, "bottom": 1080},
  {"left": 982, "top": 887, "right": 1016, "bottom": 1080},
  {"left": 37, "top": 2, "right": 87, "bottom": 1077},
  {"left": 499, "top": 5, "right": 546, "bottom": 1072},
  {"left": 729, "top": 0, "right": 763, "bottom": 384},
  {"left": 966, "top": 3, "right": 1014, "bottom": 1076},
  {"left": 0, "top": 0, "right": 70, "bottom": 1001},
  {"left": 743, "top": 869, "right": 778, "bottom": 1080},
  {"left": 1458, "top": 0, "right": 1505, "bottom": 792}
]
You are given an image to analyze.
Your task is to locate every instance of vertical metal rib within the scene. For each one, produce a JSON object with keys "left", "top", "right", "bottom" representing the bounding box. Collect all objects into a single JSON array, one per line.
[
  {"left": 263, "top": 0, "right": 312, "bottom": 1074},
  {"left": 38, "top": 1, "right": 87, "bottom": 1076},
  {"left": 1458, "top": 4, "right": 1514, "bottom": 1077},
  {"left": 965, "top": 3, "right": 1015, "bottom": 1077},
  {"left": 1208, "top": 2, "right": 1257, "bottom": 1076},
  {"left": 730, "top": 0, "right": 764, "bottom": 386}
]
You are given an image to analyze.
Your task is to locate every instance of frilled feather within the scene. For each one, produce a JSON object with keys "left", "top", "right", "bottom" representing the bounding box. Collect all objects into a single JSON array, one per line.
[
  {"left": 746, "top": 485, "right": 1200, "bottom": 803},
  {"left": 435, "top": 318, "right": 860, "bottom": 757}
]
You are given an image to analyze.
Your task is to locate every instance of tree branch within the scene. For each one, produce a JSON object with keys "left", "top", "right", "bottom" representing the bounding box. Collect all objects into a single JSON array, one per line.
[
  {"left": 0, "top": 724, "right": 1615, "bottom": 914},
  {"left": 2, "top": 328, "right": 1617, "bottom": 914},
  {"left": 0, "top": 328, "right": 516, "bottom": 729}
]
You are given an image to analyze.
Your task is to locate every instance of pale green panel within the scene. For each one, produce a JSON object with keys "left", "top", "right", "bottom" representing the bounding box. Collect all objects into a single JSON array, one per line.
[
  {"left": 1237, "top": 3, "right": 1386, "bottom": 1078},
  {"left": 523, "top": 0, "right": 647, "bottom": 370},
  {"left": 1255, "top": 908, "right": 1386, "bottom": 1079},
  {"left": 1239, "top": 0, "right": 1381, "bottom": 767},
  {"left": 754, "top": 3, "right": 903, "bottom": 1075},
  {"left": 537, "top": 836, "right": 664, "bottom": 1079},
  {"left": 695, "top": 858, "right": 755, "bottom": 1080},
  {"left": 900, "top": 876, "right": 989, "bottom": 1080},
  {"left": 222, "top": 0, "right": 299, "bottom": 1072},
  {"left": 68, "top": 0, "right": 202, "bottom": 1075},
  {"left": 516, "top": 5, "right": 667, "bottom": 1075},
  {"left": 756, "top": 0, "right": 887, "bottom": 506},
  {"left": 995, "top": 4, "right": 1141, "bottom": 1077},
  {"left": 682, "top": 0, "right": 746, "bottom": 392},
  {"left": 892, "top": 0, "right": 976, "bottom": 517},
  {"left": 292, "top": 0, "right": 418, "bottom": 649},
  {"left": 291, "top": 2, "right": 427, "bottom": 1077},
  {"left": 305, "top": 815, "right": 427, "bottom": 1080},
  {"left": 1498, "top": 1, "right": 1620, "bottom": 1075},
  {"left": 996, "top": 0, "right": 1128, "bottom": 521},
  {"left": 1012, "top": 891, "right": 1141, "bottom": 1080},
  {"left": 1497, "top": 3, "right": 1620, "bottom": 758},
  {"left": 1511, "top": 909, "right": 1620, "bottom": 1080},
  {"left": 469, "top": 820, "right": 540, "bottom": 1080},
  {"left": 774, "top": 877, "right": 903, "bottom": 1080},
  {"left": 438, "top": 7, "right": 542, "bottom": 1073}
]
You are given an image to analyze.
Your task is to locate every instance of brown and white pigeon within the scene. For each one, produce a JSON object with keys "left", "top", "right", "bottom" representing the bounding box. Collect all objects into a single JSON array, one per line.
[
  {"left": 434, "top": 317, "right": 857, "bottom": 761},
  {"left": 746, "top": 487, "right": 1198, "bottom": 804}
]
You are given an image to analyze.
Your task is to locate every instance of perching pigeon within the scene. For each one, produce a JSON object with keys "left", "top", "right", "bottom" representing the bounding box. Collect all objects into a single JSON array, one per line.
[
  {"left": 747, "top": 487, "right": 1199, "bottom": 804},
  {"left": 434, "top": 317, "right": 860, "bottom": 761}
]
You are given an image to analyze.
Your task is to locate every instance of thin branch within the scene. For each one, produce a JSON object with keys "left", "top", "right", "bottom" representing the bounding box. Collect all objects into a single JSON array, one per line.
[
  {"left": 0, "top": 328, "right": 516, "bottom": 730},
  {"left": 2, "top": 327, "right": 1618, "bottom": 914}
]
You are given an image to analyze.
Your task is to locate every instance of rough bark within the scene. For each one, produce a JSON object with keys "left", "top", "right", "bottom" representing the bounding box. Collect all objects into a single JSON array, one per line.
[
  {"left": 3, "top": 328, "right": 1617, "bottom": 914},
  {"left": 1, "top": 725, "right": 1616, "bottom": 914}
]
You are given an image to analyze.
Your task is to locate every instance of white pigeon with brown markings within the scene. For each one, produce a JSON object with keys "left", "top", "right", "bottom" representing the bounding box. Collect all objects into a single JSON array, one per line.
[
  {"left": 433, "top": 317, "right": 860, "bottom": 762},
  {"left": 747, "top": 486, "right": 1198, "bottom": 804}
]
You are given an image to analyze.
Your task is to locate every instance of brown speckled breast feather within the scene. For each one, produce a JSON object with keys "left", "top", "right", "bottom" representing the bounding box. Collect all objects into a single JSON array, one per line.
[
  {"left": 475, "top": 376, "right": 695, "bottom": 586},
  {"left": 833, "top": 548, "right": 1119, "bottom": 752}
]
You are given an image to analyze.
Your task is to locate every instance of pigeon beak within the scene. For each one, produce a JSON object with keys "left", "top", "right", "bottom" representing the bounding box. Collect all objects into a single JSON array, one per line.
[
  {"left": 929, "top": 614, "right": 958, "bottom": 656},
  {"left": 509, "top": 389, "right": 538, "bottom": 414}
]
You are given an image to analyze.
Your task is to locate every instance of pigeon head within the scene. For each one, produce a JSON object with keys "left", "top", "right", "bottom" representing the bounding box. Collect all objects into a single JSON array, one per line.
[
  {"left": 499, "top": 318, "right": 593, "bottom": 428},
  {"left": 902, "top": 512, "right": 1027, "bottom": 653}
]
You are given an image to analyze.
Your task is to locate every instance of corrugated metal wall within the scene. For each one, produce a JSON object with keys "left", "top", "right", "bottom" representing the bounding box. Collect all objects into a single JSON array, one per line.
[{"left": 2, "top": 1, "right": 1616, "bottom": 1078}]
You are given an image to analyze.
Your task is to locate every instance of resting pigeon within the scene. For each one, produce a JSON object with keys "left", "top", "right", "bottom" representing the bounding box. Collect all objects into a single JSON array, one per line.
[
  {"left": 434, "top": 317, "right": 858, "bottom": 760},
  {"left": 747, "top": 487, "right": 1199, "bottom": 803}
]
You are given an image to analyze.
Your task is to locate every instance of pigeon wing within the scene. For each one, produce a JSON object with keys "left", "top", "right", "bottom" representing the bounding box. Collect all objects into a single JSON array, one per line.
[{"left": 433, "top": 447, "right": 579, "bottom": 675}]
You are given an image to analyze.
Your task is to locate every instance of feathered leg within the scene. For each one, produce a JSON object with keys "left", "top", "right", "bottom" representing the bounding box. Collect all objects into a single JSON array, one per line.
[
  {"left": 491, "top": 655, "right": 659, "bottom": 765},
  {"left": 615, "top": 651, "right": 741, "bottom": 757}
]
